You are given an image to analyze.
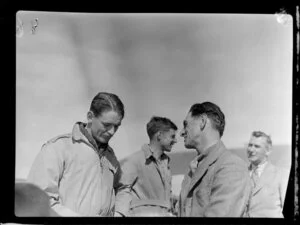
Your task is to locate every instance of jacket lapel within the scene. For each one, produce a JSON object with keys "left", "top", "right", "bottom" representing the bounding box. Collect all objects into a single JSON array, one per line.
[
  {"left": 187, "top": 141, "right": 225, "bottom": 194},
  {"left": 252, "top": 162, "right": 276, "bottom": 195}
]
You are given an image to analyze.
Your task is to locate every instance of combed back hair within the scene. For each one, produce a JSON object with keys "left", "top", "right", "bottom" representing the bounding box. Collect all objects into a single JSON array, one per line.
[
  {"left": 90, "top": 92, "right": 125, "bottom": 118},
  {"left": 146, "top": 116, "right": 178, "bottom": 140},
  {"left": 251, "top": 131, "right": 272, "bottom": 149},
  {"left": 189, "top": 102, "right": 225, "bottom": 137}
]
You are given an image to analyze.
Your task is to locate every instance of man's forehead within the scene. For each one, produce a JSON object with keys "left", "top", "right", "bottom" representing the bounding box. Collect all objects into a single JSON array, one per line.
[
  {"left": 185, "top": 112, "right": 198, "bottom": 122},
  {"left": 97, "top": 117, "right": 122, "bottom": 127},
  {"left": 250, "top": 136, "right": 267, "bottom": 144},
  {"left": 98, "top": 111, "right": 122, "bottom": 121},
  {"left": 164, "top": 129, "right": 177, "bottom": 135}
]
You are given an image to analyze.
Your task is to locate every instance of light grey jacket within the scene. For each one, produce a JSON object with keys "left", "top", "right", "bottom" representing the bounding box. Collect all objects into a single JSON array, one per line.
[
  {"left": 27, "top": 122, "right": 122, "bottom": 216},
  {"left": 179, "top": 141, "right": 252, "bottom": 217},
  {"left": 248, "top": 162, "right": 290, "bottom": 217},
  {"left": 115, "top": 144, "right": 172, "bottom": 216}
]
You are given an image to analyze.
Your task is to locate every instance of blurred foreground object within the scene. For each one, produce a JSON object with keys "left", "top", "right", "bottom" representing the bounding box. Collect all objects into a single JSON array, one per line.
[
  {"left": 128, "top": 199, "right": 174, "bottom": 217},
  {"left": 15, "top": 181, "right": 59, "bottom": 217}
]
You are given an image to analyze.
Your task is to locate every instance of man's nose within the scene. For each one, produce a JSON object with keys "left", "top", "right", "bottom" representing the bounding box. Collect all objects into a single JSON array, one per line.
[
  {"left": 107, "top": 126, "right": 116, "bottom": 136},
  {"left": 248, "top": 146, "right": 255, "bottom": 152},
  {"left": 180, "top": 129, "right": 185, "bottom": 137}
]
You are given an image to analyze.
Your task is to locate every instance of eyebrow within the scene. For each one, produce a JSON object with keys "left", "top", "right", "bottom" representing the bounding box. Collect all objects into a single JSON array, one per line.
[{"left": 103, "top": 122, "right": 122, "bottom": 126}]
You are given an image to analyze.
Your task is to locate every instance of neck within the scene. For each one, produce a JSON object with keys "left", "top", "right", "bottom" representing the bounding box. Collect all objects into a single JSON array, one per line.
[
  {"left": 252, "top": 158, "right": 268, "bottom": 168},
  {"left": 196, "top": 136, "right": 219, "bottom": 155},
  {"left": 149, "top": 142, "right": 163, "bottom": 159},
  {"left": 194, "top": 128, "right": 220, "bottom": 155}
]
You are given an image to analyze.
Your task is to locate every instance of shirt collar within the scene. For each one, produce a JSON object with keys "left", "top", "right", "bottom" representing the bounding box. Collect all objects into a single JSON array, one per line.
[
  {"left": 249, "top": 160, "right": 268, "bottom": 176},
  {"left": 142, "top": 144, "right": 169, "bottom": 162}
]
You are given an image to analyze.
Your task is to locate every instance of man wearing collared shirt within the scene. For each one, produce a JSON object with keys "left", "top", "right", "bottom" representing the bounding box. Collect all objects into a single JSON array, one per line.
[
  {"left": 115, "top": 116, "right": 178, "bottom": 217},
  {"left": 178, "top": 102, "right": 252, "bottom": 217},
  {"left": 27, "top": 92, "right": 125, "bottom": 216},
  {"left": 247, "top": 131, "right": 290, "bottom": 218}
]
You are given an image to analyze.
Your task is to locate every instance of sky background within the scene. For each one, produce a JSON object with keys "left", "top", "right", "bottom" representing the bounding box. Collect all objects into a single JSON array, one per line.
[{"left": 16, "top": 12, "right": 293, "bottom": 179}]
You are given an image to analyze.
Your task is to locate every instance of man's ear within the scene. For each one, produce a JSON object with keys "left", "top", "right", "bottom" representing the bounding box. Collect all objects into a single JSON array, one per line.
[
  {"left": 87, "top": 111, "right": 94, "bottom": 123},
  {"left": 156, "top": 131, "right": 162, "bottom": 142},
  {"left": 200, "top": 114, "right": 207, "bottom": 131},
  {"left": 265, "top": 146, "right": 272, "bottom": 156}
]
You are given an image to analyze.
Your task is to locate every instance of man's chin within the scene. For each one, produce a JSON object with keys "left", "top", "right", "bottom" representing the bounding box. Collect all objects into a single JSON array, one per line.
[{"left": 96, "top": 137, "right": 109, "bottom": 145}]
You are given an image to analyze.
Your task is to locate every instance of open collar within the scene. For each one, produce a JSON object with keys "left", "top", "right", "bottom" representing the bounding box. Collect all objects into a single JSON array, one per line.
[
  {"left": 142, "top": 144, "right": 170, "bottom": 163},
  {"left": 72, "top": 122, "right": 113, "bottom": 155},
  {"left": 249, "top": 160, "right": 268, "bottom": 177}
]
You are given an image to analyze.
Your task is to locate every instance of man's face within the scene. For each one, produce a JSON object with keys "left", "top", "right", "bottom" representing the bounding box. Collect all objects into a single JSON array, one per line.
[
  {"left": 159, "top": 129, "right": 177, "bottom": 152},
  {"left": 180, "top": 112, "right": 202, "bottom": 149},
  {"left": 247, "top": 136, "right": 270, "bottom": 166},
  {"left": 90, "top": 110, "right": 122, "bottom": 144}
]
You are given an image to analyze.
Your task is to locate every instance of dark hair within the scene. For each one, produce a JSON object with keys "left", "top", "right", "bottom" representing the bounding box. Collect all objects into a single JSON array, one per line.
[
  {"left": 146, "top": 116, "right": 177, "bottom": 140},
  {"left": 189, "top": 102, "right": 225, "bottom": 137},
  {"left": 90, "top": 92, "right": 125, "bottom": 118},
  {"left": 251, "top": 131, "right": 272, "bottom": 149}
]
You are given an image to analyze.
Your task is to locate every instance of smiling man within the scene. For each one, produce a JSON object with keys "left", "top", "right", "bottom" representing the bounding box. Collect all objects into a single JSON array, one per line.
[
  {"left": 27, "top": 92, "right": 125, "bottom": 216},
  {"left": 247, "top": 131, "right": 290, "bottom": 218},
  {"left": 115, "top": 116, "right": 177, "bottom": 217},
  {"left": 178, "top": 102, "right": 252, "bottom": 217}
]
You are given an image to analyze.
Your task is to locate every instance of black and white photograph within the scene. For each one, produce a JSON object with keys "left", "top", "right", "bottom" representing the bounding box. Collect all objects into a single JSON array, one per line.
[{"left": 12, "top": 10, "right": 295, "bottom": 221}]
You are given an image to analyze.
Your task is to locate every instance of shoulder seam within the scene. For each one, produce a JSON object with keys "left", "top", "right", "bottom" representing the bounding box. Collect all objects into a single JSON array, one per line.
[{"left": 45, "top": 133, "right": 72, "bottom": 145}]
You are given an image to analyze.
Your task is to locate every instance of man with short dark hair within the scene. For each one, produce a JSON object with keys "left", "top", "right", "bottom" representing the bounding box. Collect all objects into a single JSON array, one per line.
[
  {"left": 246, "top": 131, "right": 289, "bottom": 217},
  {"left": 27, "top": 92, "right": 125, "bottom": 216},
  {"left": 178, "top": 102, "right": 252, "bottom": 217},
  {"left": 115, "top": 116, "right": 178, "bottom": 217}
]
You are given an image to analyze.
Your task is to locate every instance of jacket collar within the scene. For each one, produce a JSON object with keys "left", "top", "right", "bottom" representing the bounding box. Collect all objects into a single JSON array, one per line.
[
  {"left": 187, "top": 140, "right": 225, "bottom": 193},
  {"left": 72, "top": 122, "right": 89, "bottom": 142},
  {"left": 72, "top": 122, "right": 113, "bottom": 154}
]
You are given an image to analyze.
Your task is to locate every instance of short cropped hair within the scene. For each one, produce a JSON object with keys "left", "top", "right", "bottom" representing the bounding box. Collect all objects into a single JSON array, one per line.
[
  {"left": 251, "top": 131, "right": 272, "bottom": 149},
  {"left": 146, "top": 116, "right": 177, "bottom": 140},
  {"left": 189, "top": 102, "right": 225, "bottom": 137},
  {"left": 90, "top": 92, "right": 125, "bottom": 119}
]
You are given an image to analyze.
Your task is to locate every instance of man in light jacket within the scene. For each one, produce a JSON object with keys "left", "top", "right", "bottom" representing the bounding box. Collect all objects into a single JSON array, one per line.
[
  {"left": 27, "top": 92, "right": 125, "bottom": 216},
  {"left": 115, "top": 116, "right": 178, "bottom": 216},
  {"left": 178, "top": 102, "right": 252, "bottom": 217},
  {"left": 246, "top": 131, "right": 290, "bottom": 217}
]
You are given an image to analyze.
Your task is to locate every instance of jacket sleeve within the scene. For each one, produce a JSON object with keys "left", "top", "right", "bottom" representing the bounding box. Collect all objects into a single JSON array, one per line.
[
  {"left": 27, "top": 142, "right": 80, "bottom": 217},
  {"left": 114, "top": 159, "right": 138, "bottom": 217},
  {"left": 203, "top": 162, "right": 252, "bottom": 217}
]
